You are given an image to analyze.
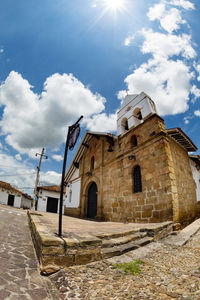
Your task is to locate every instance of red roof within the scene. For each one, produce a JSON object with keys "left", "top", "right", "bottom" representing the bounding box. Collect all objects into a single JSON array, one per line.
[{"left": 0, "top": 180, "right": 33, "bottom": 200}]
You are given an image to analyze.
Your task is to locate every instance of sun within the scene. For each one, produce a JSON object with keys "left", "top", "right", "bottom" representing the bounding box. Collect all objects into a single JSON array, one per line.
[{"left": 103, "top": 0, "right": 125, "bottom": 12}]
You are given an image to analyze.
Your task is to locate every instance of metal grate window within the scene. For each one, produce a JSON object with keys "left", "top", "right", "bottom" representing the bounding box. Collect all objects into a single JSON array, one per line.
[
  {"left": 131, "top": 135, "right": 138, "bottom": 147},
  {"left": 90, "top": 156, "right": 95, "bottom": 170},
  {"left": 133, "top": 165, "right": 142, "bottom": 193}
]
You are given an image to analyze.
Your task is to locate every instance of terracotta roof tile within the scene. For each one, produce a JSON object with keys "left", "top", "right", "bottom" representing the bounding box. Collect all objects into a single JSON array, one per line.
[{"left": 0, "top": 180, "right": 33, "bottom": 201}]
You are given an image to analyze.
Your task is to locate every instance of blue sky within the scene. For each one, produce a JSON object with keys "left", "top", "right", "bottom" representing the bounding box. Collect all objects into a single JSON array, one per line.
[{"left": 0, "top": 0, "right": 199, "bottom": 195}]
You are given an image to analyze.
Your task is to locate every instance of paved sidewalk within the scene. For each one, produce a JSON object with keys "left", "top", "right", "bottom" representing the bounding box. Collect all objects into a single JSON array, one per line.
[
  {"left": 50, "top": 220, "right": 200, "bottom": 299},
  {"left": 0, "top": 205, "right": 60, "bottom": 300},
  {"left": 34, "top": 210, "right": 172, "bottom": 237}
]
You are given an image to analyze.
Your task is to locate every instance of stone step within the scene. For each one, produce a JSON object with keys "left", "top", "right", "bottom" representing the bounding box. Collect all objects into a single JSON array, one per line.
[
  {"left": 101, "top": 236, "right": 153, "bottom": 259},
  {"left": 101, "top": 232, "right": 147, "bottom": 248},
  {"left": 96, "top": 229, "right": 140, "bottom": 240}
]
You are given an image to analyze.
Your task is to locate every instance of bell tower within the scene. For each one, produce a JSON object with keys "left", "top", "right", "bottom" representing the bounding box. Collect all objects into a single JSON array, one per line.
[{"left": 117, "top": 92, "right": 158, "bottom": 136}]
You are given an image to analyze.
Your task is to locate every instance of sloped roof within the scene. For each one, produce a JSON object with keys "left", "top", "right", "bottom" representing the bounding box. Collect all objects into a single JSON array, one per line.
[
  {"left": 65, "top": 131, "right": 116, "bottom": 183},
  {"left": 189, "top": 155, "right": 200, "bottom": 167},
  {"left": 37, "top": 185, "right": 65, "bottom": 193},
  {"left": 0, "top": 180, "right": 33, "bottom": 200},
  {"left": 167, "top": 128, "right": 197, "bottom": 152}
]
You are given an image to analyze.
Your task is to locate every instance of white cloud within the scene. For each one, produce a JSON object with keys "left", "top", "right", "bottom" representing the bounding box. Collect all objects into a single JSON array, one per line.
[
  {"left": 52, "top": 154, "right": 63, "bottom": 162},
  {"left": 84, "top": 113, "right": 117, "bottom": 132},
  {"left": 0, "top": 71, "right": 106, "bottom": 156},
  {"left": 184, "top": 118, "right": 189, "bottom": 124},
  {"left": 120, "top": 0, "right": 197, "bottom": 117},
  {"left": 15, "top": 154, "right": 22, "bottom": 161},
  {"left": 169, "top": 0, "right": 195, "bottom": 10},
  {"left": 141, "top": 30, "right": 196, "bottom": 59},
  {"left": 0, "top": 48, "right": 4, "bottom": 54},
  {"left": 147, "top": 3, "right": 185, "bottom": 33},
  {"left": 194, "top": 110, "right": 200, "bottom": 117},
  {"left": 40, "top": 171, "right": 61, "bottom": 186},
  {"left": 124, "top": 34, "right": 135, "bottom": 46},
  {"left": 0, "top": 150, "right": 61, "bottom": 195},
  {"left": 194, "top": 63, "right": 200, "bottom": 81},
  {"left": 191, "top": 85, "right": 200, "bottom": 100},
  {"left": 118, "top": 58, "right": 192, "bottom": 115}
]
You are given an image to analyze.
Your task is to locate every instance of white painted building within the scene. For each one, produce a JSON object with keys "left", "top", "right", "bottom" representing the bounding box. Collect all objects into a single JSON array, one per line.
[
  {"left": 117, "top": 92, "right": 157, "bottom": 136},
  {"left": 0, "top": 180, "right": 32, "bottom": 209},
  {"left": 37, "top": 185, "right": 65, "bottom": 214},
  {"left": 190, "top": 155, "right": 200, "bottom": 202}
]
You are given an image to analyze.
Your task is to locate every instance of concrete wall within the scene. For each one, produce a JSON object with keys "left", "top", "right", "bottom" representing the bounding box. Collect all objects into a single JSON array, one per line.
[
  {"left": 14, "top": 195, "right": 21, "bottom": 208},
  {"left": 37, "top": 189, "right": 64, "bottom": 214},
  {"left": 65, "top": 169, "right": 80, "bottom": 208},
  {"left": 21, "top": 196, "right": 32, "bottom": 209},
  {"left": 190, "top": 159, "right": 200, "bottom": 202},
  {"left": 0, "top": 189, "right": 9, "bottom": 205},
  {"left": 0, "top": 188, "right": 22, "bottom": 208}
]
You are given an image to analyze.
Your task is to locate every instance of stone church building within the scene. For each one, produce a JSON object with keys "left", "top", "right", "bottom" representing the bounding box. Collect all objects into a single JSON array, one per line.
[{"left": 64, "top": 92, "right": 200, "bottom": 225}]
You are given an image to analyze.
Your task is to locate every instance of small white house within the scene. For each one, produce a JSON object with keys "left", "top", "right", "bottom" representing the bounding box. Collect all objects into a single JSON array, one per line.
[
  {"left": 37, "top": 185, "right": 65, "bottom": 214},
  {"left": 190, "top": 155, "right": 200, "bottom": 202},
  {"left": 0, "top": 180, "right": 32, "bottom": 209}
]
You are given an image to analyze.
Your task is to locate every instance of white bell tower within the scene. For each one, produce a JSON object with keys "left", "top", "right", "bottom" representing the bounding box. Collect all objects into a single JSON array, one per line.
[{"left": 117, "top": 92, "right": 158, "bottom": 136}]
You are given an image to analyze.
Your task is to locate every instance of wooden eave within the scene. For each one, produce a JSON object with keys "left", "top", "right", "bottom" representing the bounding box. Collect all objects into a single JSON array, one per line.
[{"left": 167, "top": 128, "right": 197, "bottom": 152}]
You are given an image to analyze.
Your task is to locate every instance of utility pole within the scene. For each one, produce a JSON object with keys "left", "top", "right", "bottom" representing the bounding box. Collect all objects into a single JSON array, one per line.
[{"left": 34, "top": 148, "right": 48, "bottom": 210}]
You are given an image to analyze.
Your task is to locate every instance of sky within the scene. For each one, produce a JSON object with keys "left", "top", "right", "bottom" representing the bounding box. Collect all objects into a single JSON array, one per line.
[{"left": 0, "top": 0, "right": 199, "bottom": 196}]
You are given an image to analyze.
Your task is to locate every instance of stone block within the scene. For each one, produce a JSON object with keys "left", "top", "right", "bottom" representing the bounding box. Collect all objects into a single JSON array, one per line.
[
  {"left": 42, "top": 245, "right": 65, "bottom": 255},
  {"left": 63, "top": 237, "right": 79, "bottom": 248},
  {"left": 142, "top": 210, "right": 152, "bottom": 218},
  {"left": 40, "top": 234, "right": 64, "bottom": 247},
  {"left": 75, "top": 249, "right": 101, "bottom": 265},
  {"left": 142, "top": 205, "right": 154, "bottom": 211},
  {"left": 54, "top": 255, "right": 74, "bottom": 267}
]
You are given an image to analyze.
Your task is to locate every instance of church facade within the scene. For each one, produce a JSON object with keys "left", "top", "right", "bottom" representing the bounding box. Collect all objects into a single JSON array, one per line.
[{"left": 64, "top": 92, "right": 200, "bottom": 225}]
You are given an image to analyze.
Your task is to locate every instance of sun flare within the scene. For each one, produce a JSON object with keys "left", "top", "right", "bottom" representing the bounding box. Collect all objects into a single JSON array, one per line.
[{"left": 103, "top": 0, "right": 125, "bottom": 12}]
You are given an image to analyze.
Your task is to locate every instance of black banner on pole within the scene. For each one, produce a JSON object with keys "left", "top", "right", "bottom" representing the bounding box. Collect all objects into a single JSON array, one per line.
[
  {"left": 68, "top": 124, "right": 80, "bottom": 150},
  {"left": 58, "top": 116, "right": 83, "bottom": 237}
]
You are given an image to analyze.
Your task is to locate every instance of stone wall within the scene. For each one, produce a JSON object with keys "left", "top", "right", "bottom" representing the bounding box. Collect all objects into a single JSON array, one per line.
[
  {"left": 28, "top": 211, "right": 102, "bottom": 275},
  {"left": 102, "top": 115, "right": 174, "bottom": 223},
  {"left": 79, "top": 114, "right": 177, "bottom": 223},
  {"left": 167, "top": 138, "right": 199, "bottom": 224},
  {"left": 73, "top": 113, "right": 199, "bottom": 225}
]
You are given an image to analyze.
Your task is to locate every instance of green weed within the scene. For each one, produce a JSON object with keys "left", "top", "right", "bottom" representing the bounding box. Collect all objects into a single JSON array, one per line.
[{"left": 112, "top": 259, "right": 144, "bottom": 276}]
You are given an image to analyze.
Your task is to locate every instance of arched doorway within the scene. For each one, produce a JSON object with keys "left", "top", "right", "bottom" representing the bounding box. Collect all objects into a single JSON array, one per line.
[{"left": 87, "top": 182, "right": 97, "bottom": 219}]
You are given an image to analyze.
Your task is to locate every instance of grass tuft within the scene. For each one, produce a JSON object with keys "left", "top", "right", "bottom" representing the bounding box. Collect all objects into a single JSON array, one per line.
[{"left": 112, "top": 259, "right": 144, "bottom": 276}]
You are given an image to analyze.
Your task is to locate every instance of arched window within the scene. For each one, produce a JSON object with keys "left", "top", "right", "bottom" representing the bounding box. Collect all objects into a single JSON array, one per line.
[
  {"left": 133, "top": 165, "right": 142, "bottom": 193},
  {"left": 131, "top": 135, "right": 138, "bottom": 147},
  {"left": 133, "top": 108, "right": 143, "bottom": 120},
  {"left": 90, "top": 156, "right": 95, "bottom": 170},
  {"left": 121, "top": 118, "right": 129, "bottom": 132}
]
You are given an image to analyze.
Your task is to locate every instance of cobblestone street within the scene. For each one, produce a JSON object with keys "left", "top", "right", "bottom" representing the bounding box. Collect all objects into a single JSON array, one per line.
[
  {"left": 50, "top": 229, "right": 200, "bottom": 300},
  {"left": 0, "top": 205, "right": 59, "bottom": 300}
]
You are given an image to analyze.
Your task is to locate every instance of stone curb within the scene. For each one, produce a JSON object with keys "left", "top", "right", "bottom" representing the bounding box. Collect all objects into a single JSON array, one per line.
[
  {"left": 163, "top": 218, "right": 200, "bottom": 246},
  {"left": 27, "top": 211, "right": 102, "bottom": 275},
  {"left": 27, "top": 211, "right": 173, "bottom": 275}
]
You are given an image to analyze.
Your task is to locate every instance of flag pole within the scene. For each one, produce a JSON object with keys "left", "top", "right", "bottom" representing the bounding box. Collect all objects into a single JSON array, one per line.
[{"left": 58, "top": 116, "right": 83, "bottom": 237}]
